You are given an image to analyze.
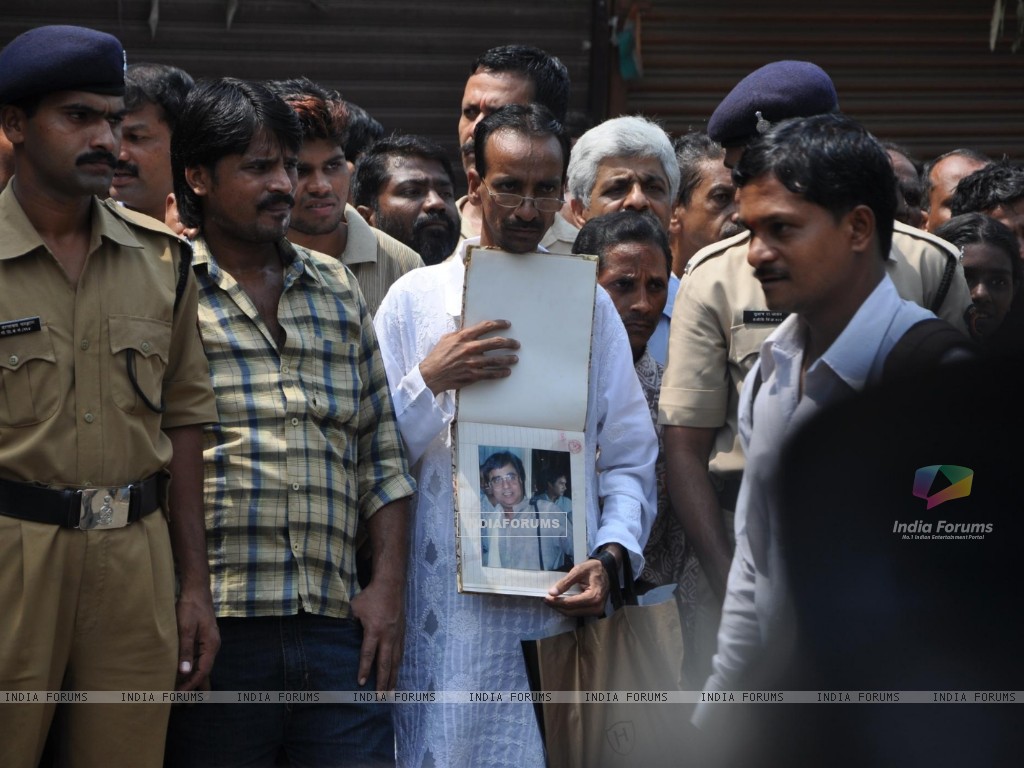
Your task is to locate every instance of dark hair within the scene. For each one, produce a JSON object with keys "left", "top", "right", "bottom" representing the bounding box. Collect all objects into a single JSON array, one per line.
[
  {"left": 351, "top": 133, "right": 455, "bottom": 208},
  {"left": 733, "top": 112, "right": 897, "bottom": 258},
  {"left": 922, "top": 148, "right": 992, "bottom": 212},
  {"left": 473, "top": 103, "right": 569, "bottom": 181},
  {"left": 472, "top": 44, "right": 571, "bottom": 123},
  {"left": 481, "top": 451, "right": 526, "bottom": 484},
  {"left": 933, "top": 213, "right": 1022, "bottom": 287},
  {"left": 572, "top": 210, "right": 672, "bottom": 276},
  {"left": 171, "top": 77, "right": 302, "bottom": 229},
  {"left": 880, "top": 141, "right": 921, "bottom": 175},
  {"left": 881, "top": 141, "right": 924, "bottom": 217},
  {"left": 541, "top": 466, "right": 567, "bottom": 488},
  {"left": 340, "top": 101, "right": 384, "bottom": 164},
  {"left": 267, "top": 77, "right": 348, "bottom": 147},
  {"left": 124, "top": 62, "right": 194, "bottom": 129},
  {"left": 673, "top": 131, "right": 726, "bottom": 206},
  {"left": 949, "top": 160, "right": 1024, "bottom": 218}
]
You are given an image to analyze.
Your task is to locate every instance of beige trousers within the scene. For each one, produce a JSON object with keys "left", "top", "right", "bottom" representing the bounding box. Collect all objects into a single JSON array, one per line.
[{"left": 0, "top": 512, "right": 178, "bottom": 768}]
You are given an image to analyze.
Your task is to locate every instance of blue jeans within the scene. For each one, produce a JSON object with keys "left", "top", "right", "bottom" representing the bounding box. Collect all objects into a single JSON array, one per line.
[{"left": 165, "top": 613, "right": 393, "bottom": 768}]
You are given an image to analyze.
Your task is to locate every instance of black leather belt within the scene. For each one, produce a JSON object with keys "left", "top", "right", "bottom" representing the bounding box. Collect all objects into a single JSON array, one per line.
[{"left": 0, "top": 474, "right": 164, "bottom": 530}]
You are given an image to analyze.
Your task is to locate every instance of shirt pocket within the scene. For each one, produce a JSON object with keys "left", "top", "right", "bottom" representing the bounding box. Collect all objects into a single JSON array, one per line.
[
  {"left": 305, "top": 338, "right": 360, "bottom": 429},
  {"left": 109, "top": 315, "right": 172, "bottom": 414},
  {"left": 0, "top": 328, "right": 60, "bottom": 427},
  {"left": 728, "top": 324, "right": 770, "bottom": 376}
]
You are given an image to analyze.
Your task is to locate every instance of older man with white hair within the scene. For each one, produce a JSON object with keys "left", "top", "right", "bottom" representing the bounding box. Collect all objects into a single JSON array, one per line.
[{"left": 540, "top": 115, "right": 680, "bottom": 253}]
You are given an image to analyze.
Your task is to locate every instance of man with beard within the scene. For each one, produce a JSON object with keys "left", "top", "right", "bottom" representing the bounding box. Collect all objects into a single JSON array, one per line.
[
  {"left": 374, "top": 104, "right": 656, "bottom": 767},
  {"left": 352, "top": 134, "right": 460, "bottom": 265},
  {"left": 648, "top": 131, "right": 743, "bottom": 364},
  {"left": 164, "top": 77, "right": 415, "bottom": 768},
  {"left": 0, "top": 25, "right": 218, "bottom": 767},
  {"left": 271, "top": 78, "right": 422, "bottom": 315},
  {"left": 109, "top": 62, "right": 194, "bottom": 222}
]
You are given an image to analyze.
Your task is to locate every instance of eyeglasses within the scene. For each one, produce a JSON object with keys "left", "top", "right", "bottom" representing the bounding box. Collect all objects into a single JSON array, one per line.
[
  {"left": 482, "top": 183, "right": 564, "bottom": 214},
  {"left": 487, "top": 472, "right": 521, "bottom": 488}
]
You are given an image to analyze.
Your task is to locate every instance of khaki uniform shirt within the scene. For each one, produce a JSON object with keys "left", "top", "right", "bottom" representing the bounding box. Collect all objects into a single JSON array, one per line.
[
  {"left": 539, "top": 213, "right": 579, "bottom": 255},
  {"left": 340, "top": 204, "right": 422, "bottom": 317},
  {"left": 0, "top": 185, "right": 217, "bottom": 486},
  {"left": 658, "top": 222, "right": 971, "bottom": 484}
]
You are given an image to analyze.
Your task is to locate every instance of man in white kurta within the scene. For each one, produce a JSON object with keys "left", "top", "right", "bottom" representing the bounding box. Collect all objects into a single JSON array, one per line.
[{"left": 374, "top": 104, "right": 657, "bottom": 766}]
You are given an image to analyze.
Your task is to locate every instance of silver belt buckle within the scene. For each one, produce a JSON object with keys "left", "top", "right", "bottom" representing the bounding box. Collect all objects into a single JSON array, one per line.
[{"left": 78, "top": 486, "right": 132, "bottom": 530}]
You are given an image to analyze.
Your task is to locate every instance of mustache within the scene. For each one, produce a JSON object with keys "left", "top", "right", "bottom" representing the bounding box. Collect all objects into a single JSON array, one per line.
[
  {"left": 754, "top": 267, "right": 787, "bottom": 281},
  {"left": 721, "top": 220, "right": 745, "bottom": 239},
  {"left": 413, "top": 212, "right": 458, "bottom": 235},
  {"left": 76, "top": 150, "right": 117, "bottom": 167},
  {"left": 113, "top": 160, "right": 139, "bottom": 177},
  {"left": 257, "top": 192, "right": 295, "bottom": 210},
  {"left": 460, "top": 141, "right": 475, "bottom": 158},
  {"left": 621, "top": 312, "right": 656, "bottom": 327}
]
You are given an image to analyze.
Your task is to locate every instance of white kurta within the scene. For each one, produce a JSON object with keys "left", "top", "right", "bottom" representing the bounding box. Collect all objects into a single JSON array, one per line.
[{"left": 374, "top": 240, "right": 658, "bottom": 767}]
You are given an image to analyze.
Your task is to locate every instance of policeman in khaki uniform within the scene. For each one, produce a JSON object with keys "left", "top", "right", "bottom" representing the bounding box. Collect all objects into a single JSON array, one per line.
[
  {"left": 659, "top": 60, "right": 973, "bottom": 685},
  {"left": 0, "top": 26, "right": 218, "bottom": 768}
]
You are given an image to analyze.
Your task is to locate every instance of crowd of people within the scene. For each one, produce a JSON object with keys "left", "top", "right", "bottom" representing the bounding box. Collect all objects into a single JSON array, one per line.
[{"left": 1, "top": 21, "right": 1021, "bottom": 768}]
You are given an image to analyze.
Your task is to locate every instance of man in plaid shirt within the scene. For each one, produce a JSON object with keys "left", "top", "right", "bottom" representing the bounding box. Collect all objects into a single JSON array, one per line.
[{"left": 164, "top": 77, "right": 415, "bottom": 768}]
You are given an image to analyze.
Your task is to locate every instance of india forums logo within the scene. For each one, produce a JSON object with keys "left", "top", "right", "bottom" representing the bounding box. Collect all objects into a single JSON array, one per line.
[{"left": 912, "top": 465, "right": 974, "bottom": 509}]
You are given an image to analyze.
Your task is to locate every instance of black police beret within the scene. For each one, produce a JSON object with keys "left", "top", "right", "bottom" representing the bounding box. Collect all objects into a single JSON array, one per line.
[
  {"left": 0, "top": 25, "right": 126, "bottom": 105},
  {"left": 708, "top": 61, "right": 839, "bottom": 147}
]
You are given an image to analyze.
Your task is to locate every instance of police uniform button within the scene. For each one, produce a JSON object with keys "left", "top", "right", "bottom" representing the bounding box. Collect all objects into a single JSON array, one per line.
[
  {"left": 8, "top": 355, "right": 18, "bottom": 366},
  {"left": 80, "top": 339, "right": 90, "bottom": 350},
  {"left": 84, "top": 412, "right": 95, "bottom": 423},
  {"left": 141, "top": 341, "right": 151, "bottom": 353}
]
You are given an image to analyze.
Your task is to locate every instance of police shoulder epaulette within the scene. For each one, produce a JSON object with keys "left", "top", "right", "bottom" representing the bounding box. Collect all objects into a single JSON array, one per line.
[
  {"left": 892, "top": 220, "right": 959, "bottom": 259},
  {"left": 684, "top": 229, "right": 752, "bottom": 275},
  {"left": 101, "top": 199, "right": 193, "bottom": 312}
]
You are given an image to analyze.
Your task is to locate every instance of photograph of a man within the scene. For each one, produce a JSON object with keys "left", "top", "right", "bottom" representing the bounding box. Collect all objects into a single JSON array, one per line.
[{"left": 479, "top": 451, "right": 573, "bottom": 572}]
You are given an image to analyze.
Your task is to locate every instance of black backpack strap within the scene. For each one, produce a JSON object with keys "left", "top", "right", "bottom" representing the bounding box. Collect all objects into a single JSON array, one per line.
[
  {"left": 929, "top": 249, "right": 957, "bottom": 315},
  {"left": 882, "top": 318, "right": 977, "bottom": 382},
  {"left": 173, "top": 239, "right": 194, "bottom": 314},
  {"left": 746, "top": 361, "right": 765, "bottom": 430}
]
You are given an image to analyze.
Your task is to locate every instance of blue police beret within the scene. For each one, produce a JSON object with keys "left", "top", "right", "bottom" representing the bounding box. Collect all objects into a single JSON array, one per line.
[
  {"left": 708, "top": 61, "right": 839, "bottom": 147},
  {"left": 0, "top": 25, "right": 126, "bottom": 105}
]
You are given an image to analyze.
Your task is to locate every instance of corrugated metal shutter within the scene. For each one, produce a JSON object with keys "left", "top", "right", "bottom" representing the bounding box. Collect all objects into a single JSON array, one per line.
[
  {"left": 1, "top": 0, "right": 595, "bottom": 190},
  {"left": 618, "top": 0, "right": 1024, "bottom": 161}
]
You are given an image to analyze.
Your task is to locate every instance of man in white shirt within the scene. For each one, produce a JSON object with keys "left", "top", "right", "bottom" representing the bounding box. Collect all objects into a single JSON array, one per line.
[
  {"left": 699, "top": 113, "right": 963, "bottom": 710},
  {"left": 374, "top": 103, "right": 656, "bottom": 767}
]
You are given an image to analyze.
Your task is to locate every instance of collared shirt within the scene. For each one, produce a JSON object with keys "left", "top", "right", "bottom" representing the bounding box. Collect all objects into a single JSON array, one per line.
[
  {"left": 339, "top": 204, "right": 423, "bottom": 317},
  {"left": 647, "top": 271, "right": 680, "bottom": 366},
  {"left": 480, "top": 497, "right": 573, "bottom": 571},
  {"left": 659, "top": 225, "right": 970, "bottom": 485},
  {"left": 538, "top": 213, "right": 579, "bottom": 255},
  {"left": 702, "top": 276, "right": 933, "bottom": 699},
  {"left": 192, "top": 237, "right": 416, "bottom": 619},
  {"left": 0, "top": 184, "right": 216, "bottom": 486}
]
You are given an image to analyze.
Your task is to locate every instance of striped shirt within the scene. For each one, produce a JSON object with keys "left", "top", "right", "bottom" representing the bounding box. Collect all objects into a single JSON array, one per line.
[{"left": 193, "top": 237, "right": 416, "bottom": 618}]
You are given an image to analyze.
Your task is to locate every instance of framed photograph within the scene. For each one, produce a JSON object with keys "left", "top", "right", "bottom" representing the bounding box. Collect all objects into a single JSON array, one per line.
[
  {"left": 454, "top": 247, "right": 597, "bottom": 596},
  {"left": 455, "top": 422, "right": 588, "bottom": 596}
]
